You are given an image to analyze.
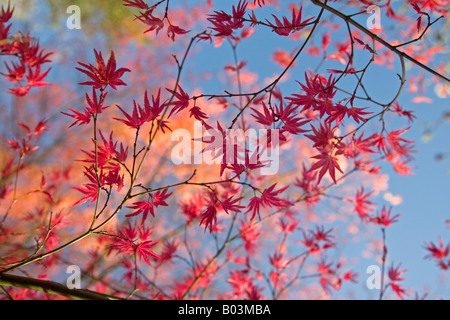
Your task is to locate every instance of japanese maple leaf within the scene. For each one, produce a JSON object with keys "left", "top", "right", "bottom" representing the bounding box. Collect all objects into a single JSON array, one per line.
[
  {"left": 22, "top": 39, "right": 53, "bottom": 67},
  {"left": 269, "top": 252, "right": 290, "bottom": 270},
  {"left": 253, "top": 0, "right": 265, "bottom": 7},
  {"left": 109, "top": 223, "right": 160, "bottom": 266},
  {"left": 317, "top": 257, "right": 335, "bottom": 275},
  {"left": 0, "top": 0, "right": 13, "bottom": 23},
  {"left": 144, "top": 88, "right": 166, "bottom": 121},
  {"left": 353, "top": 187, "right": 375, "bottom": 220},
  {"left": 135, "top": 239, "right": 160, "bottom": 266},
  {"left": 8, "top": 85, "right": 30, "bottom": 96},
  {"left": 372, "top": 133, "right": 389, "bottom": 154},
  {"left": 281, "top": 114, "right": 310, "bottom": 135},
  {"left": 200, "top": 203, "right": 218, "bottom": 233},
  {"left": 297, "top": 230, "right": 320, "bottom": 255},
  {"left": 189, "top": 106, "right": 209, "bottom": 122},
  {"left": 224, "top": 61, "right": 247, "bottom": 72},
  {"left": 8, "top": 136, "right": 38, "bottom": 157},
  {"left": 151, "top": 189, "right": 173, "bottom": 208},
  {"left": 114, "top": 142, "right": 128, "bottom": 163},
  {"left": 310, "top": 152, "right": 343, "bottom": 184},
  {"left": 328, "top": 104, "right": 372, "bottom": 124},
  {"left": 166, "top": 85, "right": 190, "bottom": 117},
  {"left": 207, "top": 0, "right": 247, "bottom": 37},
  {"left": 344, "top": 132, "right": 377, "bottom": 157},
  {"left": 227, "top": 146, "right": 267, "bottom": 177},
  {"left": 157, "top": 119, "right": 172, "bottom": 134},
  {"left": 245, "top": 196, "right": 264, "bottom": 221},
  {"left": 320, "top": 276, "right": 342, "bottom": 295},
  {"left": 391, "top": 102, "right": 416, "bottom": 123},
  {"left": 266, "top": 7, "right": 314, "bottom": 36},
  {"left": 390, "top": 283, "right": 408, "bottom": 299},
  {"left": 122, "top": 0, "right": 149, "bottom": 10},
  {"left": 387, "top": 127, "right": 414, "bottom": 152},
  {"left": 18, "top": 118, "right": 50, "bottom": 138},
  {"left": 343, "top": 272, "right": 359, "bottom": 283},
  {"left": 159, "top": 239, "right": 178, "bottom": 262},
  {"left": 369, "top": 206, "right": 401, "bottom": 227},
  {"left": 114, "top": 100, "right": 147, "bottom": 129},
  {"left": 26, "top": 65, "right": 51, "bottom": 88},
  {"left": 126, "top": 198, "right": 155, "bottom": 224},
  {"left": 167, "top": 24, "right": 190, "bottom": 41},
  {"left": 388, "top": 263, "right": 407, "bottom": 282},
  {"left": 288, "top": 73, "right": 336, "bottom": 117},
  {"left": 76, "top": 49, "right": 130, "bottom": 90},
  {"left": 84, "top": 87, "right": 109, "bottom": 114},
  {"left": 273, "top": 50, "right": 294, "bottom": 68},
  {"left": 413, "top": 0, "right": 449, "bottom": 14},
  {"left": 79, "top": 130, "right": 119, "bottom": 170},
  {"left": 261, "top": 183, "right": 293, "bottom": 208},
  {"left": 221, "top": 196, "right": 245, "bottom": 215},
  {"left": 295, "top": 163, "right": 318, "bottom": 193},
  {"left": 392, "top": 159, "right": 415, "bottom": 176},
  {"left": 72, "top": 168, "right": 101, "bottom": 207},
  {"left": 287, "top": 76, "right": 321, "bottom": 111},
  {"left": 251, "top": 102, "right": 274, "bottom": 127},
  {"left": 4, "top": 60, "right": 26, "bottom": 82},
  {"left": 103, "top": 167, "right": 124, "bottom": 192},
  {"left": 424, "top": 237, "right": 449, "bottom": 260},
  {"left": 275, "top": 99, "right": 299, "bottom": 122},
  {"left": 137, "top": 12, "right": 164, "bottom": 35},
  {"left": 354, "top": 37, "right": 374, "bottom": 54},
  {"left": 278, "top": 217, "right": 300, "bottom": 234},
  {"left": 125, "top": 191, "right": 171, "bottom": 224},
  {"left": 312, "top": 225, "right": 336, "bottom": 244},
  {"left": 62, "top": 88, "right": 108, "bottom": 127},
  {"left": 386, "top": 262, "right": 408, "bottom": 298}
]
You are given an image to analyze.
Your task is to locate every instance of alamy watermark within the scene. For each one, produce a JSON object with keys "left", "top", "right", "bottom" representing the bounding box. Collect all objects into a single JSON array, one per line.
[
  {"left": 66, "top": 264, "right": 81, "bottom": 289},
  {"left": 66, "top": 5, "right": 81, "bottom": 30},
  {"left": 366, "top": 265, "right": 382, "bottom": 290},
  {"left": 170, "top": 121, "right": 280, "bottom": 175},
  {"left": 366, "top": 5, "right": 382, "bottom": 31}
]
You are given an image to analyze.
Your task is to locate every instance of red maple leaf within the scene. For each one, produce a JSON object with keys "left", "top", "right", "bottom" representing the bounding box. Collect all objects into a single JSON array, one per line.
[
  {"left": 369, "top": 206, "right": 401, "bottom": 227},
  {"left": 266, "top": 7, "right": 314, "bottom": 36},
  {"left": 72, "top": 168, "right": 100, "bottom": 207},
  {"left": 310, "top": 152, "right": 343, "bottom": 184},
  {"left": 261, "top": 183, "right": 293, "bottom": 208},
  {"left": 200, "top": 203, "right": 218, "bottom": 233},
  {"left": 167, "top": 24, "right": 190, "bottom": 41},
  {"left": 251, "top": 102, "right": 274, "bottom": 127},
  {"left": 123, "top": 0, "right": 149, "bottom": 10},
  {"left": 424, "top": 237, "right": 449, "bottom": 260},
  {"left": 166, "top": 85, "right": 190, "bottom": 117},
  {"left": 76, "top": 49, "right": 131, "bottom": 90},
  {"left": 126, "top": 199, "right": 155, "bottom": 224},
  {"left": 245, "top": 196, "right": 264, "bottom": 221},
  {"left": 353, "top": 187, "right": 375, "bottom": 220}
]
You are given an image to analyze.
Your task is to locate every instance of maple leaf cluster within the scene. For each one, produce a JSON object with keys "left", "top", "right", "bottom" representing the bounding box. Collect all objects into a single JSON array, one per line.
[
  {"left": 109, "top": 222, "right": 160, "bottom": 266},
  {"left": 0, "top": 1, "right": 52, "bottom": 96},
  {"left": 124, "top": 0, "right": 190, "bottom": 41},
  {"left": 62, "top": 50, "right": 141, "bottom": 214}
]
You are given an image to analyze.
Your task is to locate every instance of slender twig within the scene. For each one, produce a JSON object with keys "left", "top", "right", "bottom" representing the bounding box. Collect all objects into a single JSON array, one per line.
[
  {"left": 2, "top": 156, "right": 22, "bottom": 224},
  {"left": 0, "top": 274, "right": 123, "bottom": 300},
  {"left": 310, "top": 0, "right": 450, "bottom": 83},
  {"left": 379, "top": 227, "right": 387, "bottom": 300}
]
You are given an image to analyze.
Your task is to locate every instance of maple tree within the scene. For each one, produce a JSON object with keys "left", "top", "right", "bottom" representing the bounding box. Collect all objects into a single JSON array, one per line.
[{"left": 0, "top": 0, "right": 449, "bottom": 301}]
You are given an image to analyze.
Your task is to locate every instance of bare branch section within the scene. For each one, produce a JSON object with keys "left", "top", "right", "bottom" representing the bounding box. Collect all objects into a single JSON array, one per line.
[
  {"left": 0, "top": 274, "right": 123, "bottom": 300},
  {"left": 311, "top": 0, "right": 449, "bottom": 84}
]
